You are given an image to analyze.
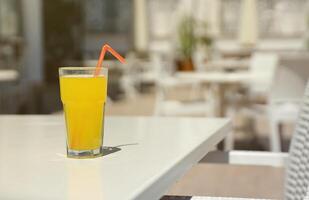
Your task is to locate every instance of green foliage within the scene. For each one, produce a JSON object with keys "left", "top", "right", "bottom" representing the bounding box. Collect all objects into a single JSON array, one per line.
[
  {"left": 178, "top": 16, "right": 196, "bottom": 60},
  {"left": 177, "top": 16, "right": 213, "bottom": 60}
]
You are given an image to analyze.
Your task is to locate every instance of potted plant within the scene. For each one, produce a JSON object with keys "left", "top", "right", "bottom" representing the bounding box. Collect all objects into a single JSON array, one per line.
[{"left": 176, "top": 15, "right": 196, "bottom": 71}]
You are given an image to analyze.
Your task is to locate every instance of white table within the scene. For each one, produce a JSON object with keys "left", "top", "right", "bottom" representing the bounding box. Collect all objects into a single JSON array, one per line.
[
  {"left": 0, "top": 115, "right": 230, "bottom": 200},
  {"left": 176, "top": 71, "right": 253, "bottom": 84},
  {"left": 176, "top": 71, "right": 257, "bottom": 117},
  {"left": 0, "top": 69, "right": 18, "bottom": 81},
  {"left": 205, "top": 59, "right": 249, "bottom": 71}
]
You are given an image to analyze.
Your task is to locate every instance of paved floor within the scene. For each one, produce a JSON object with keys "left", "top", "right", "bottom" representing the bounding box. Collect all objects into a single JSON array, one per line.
[{"left": 167, "top": 163, "right": 284, "bottom": 199}]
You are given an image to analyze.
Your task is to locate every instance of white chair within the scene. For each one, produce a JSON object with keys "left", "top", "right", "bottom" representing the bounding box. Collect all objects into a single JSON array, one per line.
[
  {"left": 268, "top": 56, "right": 309, "bottom": 152},
  {"left": 243, "top": 55, "right": 309, "bottom": 152},
  {"left": 248, "top": 52, "right": 279, "bottom": 97},
  {"left": 163, "top": 80, "right": 309, "bottom": 199},
  {"left": 242, "top": 53, "right": 279, "bottom": 152},
  {"left": 225, "top": 53, "right": 279, "bottom": 150},
  {"left": 225, "top": 52, "right": 279, "bottom": 102},
  {"left": 119, "top": 53, "right": 140, "bottom": 99}
]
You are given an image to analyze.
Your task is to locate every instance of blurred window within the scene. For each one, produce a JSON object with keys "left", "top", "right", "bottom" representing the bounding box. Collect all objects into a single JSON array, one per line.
[
  {"left": 0, "top": 0, "right": 21, "bottom": 37},
  {"left": 221, "top": 0, "right": 307, "bottom": 38},
  {"left": 148, "top": 0, "right": 178, "bottom": 40},
  {"left": 83, "top": 0, "right": 132, "bottom": 57},
  {"left": 0, "top": 0, "right": 22, "bottom": 70},
  {"left": 84, "top": 0, "right": 131, "bottom": 34}
]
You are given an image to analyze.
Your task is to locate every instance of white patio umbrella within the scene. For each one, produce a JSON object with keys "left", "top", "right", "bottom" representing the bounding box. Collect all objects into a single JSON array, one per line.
[
  {"left": 238, "top": 0, "right": 258, "bottom": 46},
  {"left": 134, "top": 0, "right": 148, "bottom": 53}
]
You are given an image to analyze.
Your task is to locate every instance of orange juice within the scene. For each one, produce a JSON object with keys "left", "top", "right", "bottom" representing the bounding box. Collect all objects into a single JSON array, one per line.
[{"left": 60, "top": 75, "right": 107, "bottom": 151}]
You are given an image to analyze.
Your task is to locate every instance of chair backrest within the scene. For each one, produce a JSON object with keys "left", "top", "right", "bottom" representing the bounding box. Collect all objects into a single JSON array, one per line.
[
  {"left": 249, "top": 52, "right": 279, "bottom": 94},
  {"left": 269, "top": 55, "right": 309, "bottom": 102},
  {"left": 284, "top": 81, "right": 309, "bottom": 199}
]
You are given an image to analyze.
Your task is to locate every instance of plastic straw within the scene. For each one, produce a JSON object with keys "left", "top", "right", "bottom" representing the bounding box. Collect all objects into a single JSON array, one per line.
[{"left": 94, "top": 44, "right": 125, "bottom": 76}]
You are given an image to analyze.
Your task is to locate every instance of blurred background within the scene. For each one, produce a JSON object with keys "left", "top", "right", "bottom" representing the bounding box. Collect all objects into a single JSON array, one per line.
[
  {"left": 2, "top": 0, "right": 309, "bottom": 198},
  {"left": 1, "top": 0, "right": 309, "bottom": 153},
  {"left": 0, "top": 0, "right": 309, "bottom": 151}
]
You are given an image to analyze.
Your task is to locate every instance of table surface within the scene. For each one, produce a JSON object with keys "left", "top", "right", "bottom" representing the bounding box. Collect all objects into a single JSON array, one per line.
[{"left": 0, "top": 115, "right": 230, "bottom": 200}]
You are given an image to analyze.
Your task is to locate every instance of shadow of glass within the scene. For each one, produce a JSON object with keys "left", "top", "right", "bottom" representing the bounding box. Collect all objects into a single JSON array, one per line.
[
  {"left": 102, "top": 143, "right": 138, "bottom": 156},
  {"left": 102, "top": 146, "right": 121, "bottom": 156}
]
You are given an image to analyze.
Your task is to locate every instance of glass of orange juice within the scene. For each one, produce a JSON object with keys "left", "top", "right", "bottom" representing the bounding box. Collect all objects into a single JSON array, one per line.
[{"left": 59, "top": 67, "right": 108, "bottom": 158}]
